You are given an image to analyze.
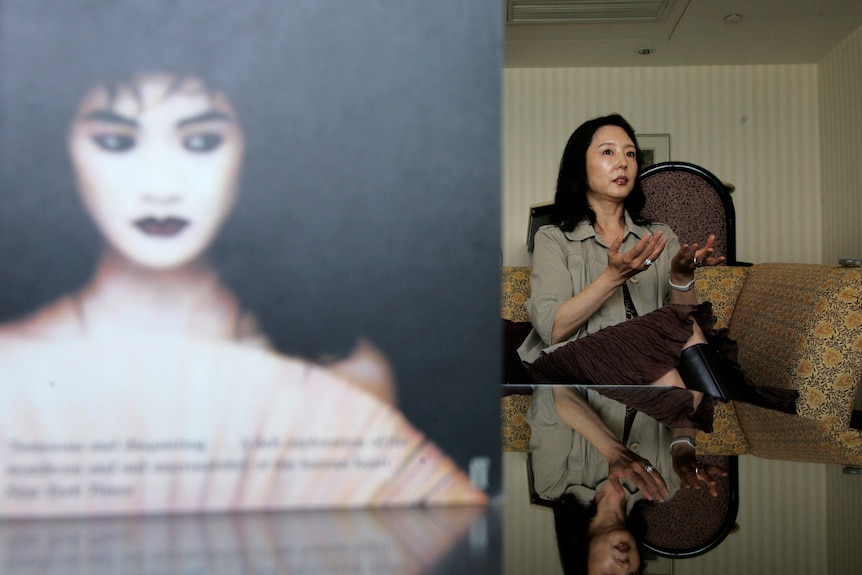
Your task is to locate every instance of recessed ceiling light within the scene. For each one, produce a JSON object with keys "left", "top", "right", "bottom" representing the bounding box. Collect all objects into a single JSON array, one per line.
[
  {"left": 724, "top": 13, "right": 743, "bottom": 24},
  {"left": 636, "top": 47, "right": 654, "bottom": 55}
]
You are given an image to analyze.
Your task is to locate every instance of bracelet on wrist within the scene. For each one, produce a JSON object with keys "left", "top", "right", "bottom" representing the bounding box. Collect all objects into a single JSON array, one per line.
[
  {"left": 669, "top": 436, "right": 696, "bottom": 453},
  {"left": 668, "top": 277, "right": 695, "bottom": 292}
]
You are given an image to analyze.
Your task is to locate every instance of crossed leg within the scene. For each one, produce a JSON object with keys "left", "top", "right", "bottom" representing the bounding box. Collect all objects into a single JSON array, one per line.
[{"left": 647, "top": 318, "right": 708, "bottom": 409}]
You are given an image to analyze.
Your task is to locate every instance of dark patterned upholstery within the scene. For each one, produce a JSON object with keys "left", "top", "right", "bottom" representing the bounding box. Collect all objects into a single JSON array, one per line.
[{"left": 641, "top": 162, "right": 736, "bottom": 264}]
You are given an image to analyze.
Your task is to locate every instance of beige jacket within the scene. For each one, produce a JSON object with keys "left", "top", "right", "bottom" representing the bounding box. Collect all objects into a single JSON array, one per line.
[{"left": 518, "top": 213, "right": 681, "bottom": 364}]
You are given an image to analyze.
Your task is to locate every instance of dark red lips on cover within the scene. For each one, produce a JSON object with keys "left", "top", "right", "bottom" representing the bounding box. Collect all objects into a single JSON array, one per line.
[{"left": 134, "top": 217, "right": 189, "bottom": 237}]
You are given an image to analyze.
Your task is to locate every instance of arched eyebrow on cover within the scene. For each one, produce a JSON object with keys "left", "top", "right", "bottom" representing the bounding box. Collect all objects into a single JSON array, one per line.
[
  {"left": 177, "top": 110, "right": 234, "bottom": 129},
  {"left": 79, "top": 109, "right": 138, "bottom": 128}
]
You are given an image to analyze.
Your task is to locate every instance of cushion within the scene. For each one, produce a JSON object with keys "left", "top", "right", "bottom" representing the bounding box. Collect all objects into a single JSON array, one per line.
[
  {"left": 730, "top": 264, "right": 862, "bottom": 463},
  {"left": 695, "top": 402, "right": 749, "bottom": 455},
  {"left": 694, "top": 265, "right": 750, "bottom": 330}
]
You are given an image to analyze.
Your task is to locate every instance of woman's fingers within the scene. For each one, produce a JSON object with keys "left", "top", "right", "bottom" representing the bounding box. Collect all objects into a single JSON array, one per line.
[
  {"left": 692, "top": 235, "right": 727, "bottom": 267},
  {"left": 682, "top": 467, "right": 701, "bottom": 490},
  {"left": 607, "top": 233, "right": 625, "bottom": 257},
  {"left": 608, "top": 474, "right": 628, "bottom": 499},
  {"left": 627, "top": 232, "right": 666, "bottom": 269},
  {"left": 693, "top": 467, "right": 717, "bottom": 497},
  {"left": 677, "top": 461, "right": 728, "bottom": 498},
  {"left": 635, "top": 462, "right": 668, "bottom": 502},
  {"left": 646, "top": 234, "right": 668, "bottom": 264},
  {"left": 611, "top": 459, "right": 667, "bottom": 502},
  {"left": 609, "top": 232, "right": 666, "bottom": 275},
  {"left": 691, "top": 465, "right": 728, "bottom": 497},
  {"left": 674, "top": 235, "right": 728, "bottom": 271}
]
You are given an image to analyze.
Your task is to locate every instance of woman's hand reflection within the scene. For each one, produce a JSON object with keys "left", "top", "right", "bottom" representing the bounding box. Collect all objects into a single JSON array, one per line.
[
  {"left": 606, "top": 443, "right": 669, "bottom": 503},
  {"left": 672, "top": 447, "right": 728, "bottom": 498}
]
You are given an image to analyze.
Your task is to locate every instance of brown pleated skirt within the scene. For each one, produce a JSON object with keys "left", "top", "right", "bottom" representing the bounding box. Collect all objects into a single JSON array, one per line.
[{"left": 528, "top": 302, "right": 797, "bottom": 433}]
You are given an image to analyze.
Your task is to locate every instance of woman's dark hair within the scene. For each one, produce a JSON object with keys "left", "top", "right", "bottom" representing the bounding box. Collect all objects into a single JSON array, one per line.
[
  {"left": 551, "top": 114, "right": 649, "bottom": 232},
  {"left": 553, "top": 493, "right": 648, "bottom": 575},
  {"left": 552, "top": 495, "right": 595, "bottom": 575}
]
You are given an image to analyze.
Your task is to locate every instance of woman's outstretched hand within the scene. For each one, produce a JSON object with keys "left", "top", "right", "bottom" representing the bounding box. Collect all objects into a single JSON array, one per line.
[
  {"left": 606, "top": 444, "right": 669, "bottom": 502},
  {"left": 671, "top": 234, "right": 726, "bottom": 277}
]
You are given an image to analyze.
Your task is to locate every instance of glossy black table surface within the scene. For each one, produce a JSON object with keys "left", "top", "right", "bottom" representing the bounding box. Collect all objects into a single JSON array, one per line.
[{"left": 1, "top": 504, "right": 502, "bottom": 575}]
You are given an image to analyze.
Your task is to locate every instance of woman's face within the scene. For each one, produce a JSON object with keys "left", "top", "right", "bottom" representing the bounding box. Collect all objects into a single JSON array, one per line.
[
  {"left": 585, "top": 124, "right": 636, "bottom": 206},
  {"left": 588, "top": 527, "right": 640, "bottom": 575},
  {"left": 68, "top": 73, "right": 244, "bottom": 269}
]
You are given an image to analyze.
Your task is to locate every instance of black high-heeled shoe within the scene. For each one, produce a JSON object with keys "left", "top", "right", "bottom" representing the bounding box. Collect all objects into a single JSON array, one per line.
[{"left": 677, "top": 343, "right": 798, "bottom": 414}]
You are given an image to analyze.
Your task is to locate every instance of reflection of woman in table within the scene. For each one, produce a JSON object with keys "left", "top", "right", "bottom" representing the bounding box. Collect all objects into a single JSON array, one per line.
[
  {"left": 528, "top": 386, "right": 726, "bottom": 575},
  {"left": 0, "top": 5, "right": 484, "bottom": 514}
]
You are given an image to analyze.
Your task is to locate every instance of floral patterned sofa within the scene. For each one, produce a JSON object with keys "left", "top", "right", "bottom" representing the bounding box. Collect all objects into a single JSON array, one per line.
[{"left": 501, "top": 263, "right": 862, "bottom": 464}]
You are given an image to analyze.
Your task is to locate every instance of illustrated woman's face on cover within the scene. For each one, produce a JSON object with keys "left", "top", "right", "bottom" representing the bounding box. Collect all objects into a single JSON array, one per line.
[{"left": 68, "top": 73, "right": 244, "bottom": 269}]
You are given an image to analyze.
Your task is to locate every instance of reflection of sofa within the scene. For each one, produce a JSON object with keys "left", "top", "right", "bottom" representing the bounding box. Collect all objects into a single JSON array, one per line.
[{"left": 502, "top": 263, "right": 862, "bottom": 464}]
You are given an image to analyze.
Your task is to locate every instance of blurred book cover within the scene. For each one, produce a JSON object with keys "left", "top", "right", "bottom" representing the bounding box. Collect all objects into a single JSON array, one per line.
[{"left": 0, "top": 0, "right": 502, "bottom": 517}]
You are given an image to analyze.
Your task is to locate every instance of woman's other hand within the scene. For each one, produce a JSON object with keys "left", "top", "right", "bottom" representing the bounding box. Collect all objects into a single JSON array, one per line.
[
  {"left": 606, "top": 443, "right": 669, "bottom": 503},
  {"left": 670, "top": 234, "right": 727, "bottom": 279},
  {"left": 672, "top": 448, "right": 728, "bottom": 498}
]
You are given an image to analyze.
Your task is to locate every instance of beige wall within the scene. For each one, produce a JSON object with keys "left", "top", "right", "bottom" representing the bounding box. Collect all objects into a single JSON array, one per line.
[{"left": 501, "top": 23, "right": 862, "bottom": 575}]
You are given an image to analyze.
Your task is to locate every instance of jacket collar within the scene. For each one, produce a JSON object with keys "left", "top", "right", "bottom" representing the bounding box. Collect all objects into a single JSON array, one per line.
[{"left": 563, "top": 211, "right": 651, "bottom": 243}]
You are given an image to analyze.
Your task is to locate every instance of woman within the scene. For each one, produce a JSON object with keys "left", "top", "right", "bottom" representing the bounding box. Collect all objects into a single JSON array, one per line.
[
  {"left": 0, "top": 3, "right": 485, "bottom": 515},
  {"left": 518, "top": 114, "right": 797, "bottom": 431},
  {"left": 520, "top": 114, "right": 794, "bottom": 571}
]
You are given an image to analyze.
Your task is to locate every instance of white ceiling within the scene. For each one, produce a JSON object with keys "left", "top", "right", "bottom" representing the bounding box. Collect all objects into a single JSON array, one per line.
[{"left": 504, "top": 0, "right": 862, "bottom": 67}]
